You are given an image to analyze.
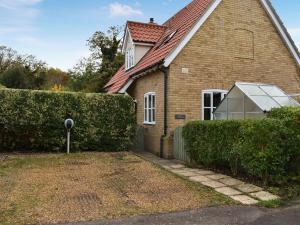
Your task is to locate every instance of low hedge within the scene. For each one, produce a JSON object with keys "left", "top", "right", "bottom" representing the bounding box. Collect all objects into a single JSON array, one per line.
[
  {"left": 183, "top": 107, "right": 300, "bottom": 185},
  {"left": 0, "top": 89, "right": 136, "bottom": 152},
  {"left": 182, "top": 120, "right": 242, "bottom": 170},
  {"left": 267, "top": 107, "right": 300, "bottom": 120}
]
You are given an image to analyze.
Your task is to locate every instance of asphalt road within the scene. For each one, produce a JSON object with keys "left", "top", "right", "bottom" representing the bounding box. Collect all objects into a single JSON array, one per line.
[{"left": 55, "top": 204, "right": 300, "bottom": 225}]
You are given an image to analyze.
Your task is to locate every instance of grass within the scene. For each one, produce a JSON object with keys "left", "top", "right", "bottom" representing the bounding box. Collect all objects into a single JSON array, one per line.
[
  {"left": 258, "top": 199, "right": 284, "bottom": 208},
  {"left": 0, "top": 152, "right": 232, "bottom": 225}
]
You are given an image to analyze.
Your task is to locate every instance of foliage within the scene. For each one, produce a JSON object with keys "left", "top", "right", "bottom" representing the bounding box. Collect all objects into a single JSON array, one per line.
[
  {"left": 267, "top": 106, "right": 300, "bottom": 120},
  {"left": 0, "top": 46, "right": 72, "bottom": 91},
  {"left": 233, "top": 119, "right": 299, "bottom": 185},
  {"left": 1, "top": 24, "right": 124, "bottom": 93},
  {"left": 183, "top": 108, "right": 300, "bottom": 185},
  {"left": 69, "top": 26, "right": 124, "bottom": 93},
  {"left": 0, "top": 89, "right": 136, "bottom": 152},
  {"left": 0, "top": 65, "right": 46, "bottom": 89},
  {"left": 258, "top": 199, "right": 283, "bottom": 208},
  {"left": 44, "top": 68, "right": 70, "bottom": 89},
  {"left": 51, "top": 84, "right": 64, "bottom": 92},
  {"left": 183, "top": 120, "right": 242, "bottom": 172}
]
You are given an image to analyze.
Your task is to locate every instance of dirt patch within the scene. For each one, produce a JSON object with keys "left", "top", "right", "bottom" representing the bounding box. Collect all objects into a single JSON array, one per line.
[{"left": 0, "top": 152, "right": 231, "bottom": 225}]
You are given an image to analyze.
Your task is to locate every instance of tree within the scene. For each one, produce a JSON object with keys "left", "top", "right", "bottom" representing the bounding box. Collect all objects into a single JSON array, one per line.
[
  {"left": 69, "top": 26, "right": 124, "bottom": 93},
  {"left": 0, "top": 66, "right": 30, "bottom": 89},
  {"left": 0, "top": 46, "right": 48, "bottom": 90},
  {"left": 0, "top": 46, "right": 18, "bottom": 74},
  {"left": 44, "top": 68, "right": 70, "bottom": 90}
]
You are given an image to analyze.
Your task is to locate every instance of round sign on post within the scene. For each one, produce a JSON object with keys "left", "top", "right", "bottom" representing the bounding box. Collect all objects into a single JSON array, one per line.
[{"left": 64, "top": 118, "right": 74, "bottom": 154}]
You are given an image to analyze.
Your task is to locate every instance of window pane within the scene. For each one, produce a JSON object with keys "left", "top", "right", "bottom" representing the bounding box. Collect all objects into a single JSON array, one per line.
[
  {"left": 152, "top": 95, "right": 155, "bottom": 108},
  {"left": 213, "top": 92, "right": 222, "bottom": 107},
  {"left": 144, "top": 109, "right": 147, "bottom": 121},
  {"left": 148, "top": 95, "right": 152, "bottom": 108},
  {"left": 144, "top": 97, "right": 147, "bottom": 109},
  {"left": 152, "top": 109, "right": 155, "bottom": 122},
  {"left": 204, "top": 108, "right": 211, "bottom": 120},
  {"left": 148, "top": 109, "right": 152, "bottom": 122},
  {"left": 204, "top": 93, "right": 211, "bottom": 107}
]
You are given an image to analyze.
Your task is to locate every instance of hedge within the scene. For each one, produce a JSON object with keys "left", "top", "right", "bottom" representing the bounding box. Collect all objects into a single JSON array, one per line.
[
  {"left": 0, "top": 89, "right": 136, "bottom": 152},
  {"left": 267, "top": 106, "right": 300, "bottom": 120},
  {"left": 183, "top": 107, "right": 300, "bottom": 185}
]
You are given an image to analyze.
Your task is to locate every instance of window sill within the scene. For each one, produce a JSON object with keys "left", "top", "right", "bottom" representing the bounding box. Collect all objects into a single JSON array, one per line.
[{"left": 143, "top": 122, "right": 156, "bottom": 126}]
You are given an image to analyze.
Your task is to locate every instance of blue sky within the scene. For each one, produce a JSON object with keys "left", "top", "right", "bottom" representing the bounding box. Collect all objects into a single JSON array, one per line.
[{"left": 0, "top": 0, "right": 299, "bottom": 71}]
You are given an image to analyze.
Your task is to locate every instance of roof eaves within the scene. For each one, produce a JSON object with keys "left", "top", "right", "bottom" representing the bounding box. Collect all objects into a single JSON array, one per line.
[
  {"left": 262, "top": 0, "right": 300, "bottom": 65},
  {"left": 163, "top": 0, "right": 222, "bottom": 67},
  {"left": 117, "top": 61, "right": 164, "bottom": 93}
]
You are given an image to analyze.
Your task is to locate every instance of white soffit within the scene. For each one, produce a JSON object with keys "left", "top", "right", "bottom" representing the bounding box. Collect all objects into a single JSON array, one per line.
[{"left": 118, "top": 78, "right": 134, "bottom": 94}]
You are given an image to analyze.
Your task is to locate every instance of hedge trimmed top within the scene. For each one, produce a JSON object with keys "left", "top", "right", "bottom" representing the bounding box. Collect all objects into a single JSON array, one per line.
[{"left": 0, "top": 89, "right": 136, "bottom": 152}]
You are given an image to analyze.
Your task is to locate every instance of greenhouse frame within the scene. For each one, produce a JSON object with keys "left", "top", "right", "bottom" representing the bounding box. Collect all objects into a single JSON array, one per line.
[{"left": 214, "top": 82, "right": 300, "bottom": 120}]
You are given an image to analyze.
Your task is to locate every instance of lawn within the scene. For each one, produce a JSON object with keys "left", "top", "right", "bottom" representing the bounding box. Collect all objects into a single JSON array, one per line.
[{"left": 0, "top": 152, "right": 232, "bottom": 225}]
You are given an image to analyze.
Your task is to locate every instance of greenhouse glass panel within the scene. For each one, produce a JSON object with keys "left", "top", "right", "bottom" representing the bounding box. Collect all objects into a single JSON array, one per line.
[
  {"left": 261, "top": 85, "right": 286, "bottom": 97},
  {"left": 214, "top": 82, "right": 299, "bottom": 121}
]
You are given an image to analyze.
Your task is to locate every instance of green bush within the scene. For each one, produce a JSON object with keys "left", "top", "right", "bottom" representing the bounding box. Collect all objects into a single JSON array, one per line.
[
  {"left": 267, "top": 107, "right": 300, "bottom": 120},
  {"left": 234, "top": 119, "right": 299, "bottom": 184},
  {"left": 0, "top": 89, "right": 136, "bottom": 152},
  {"left": 183, "top": 109, "right": 300, "bottom": 185},
  {"left": 183, "top": 120, "right": 242, "bottom": 171}
]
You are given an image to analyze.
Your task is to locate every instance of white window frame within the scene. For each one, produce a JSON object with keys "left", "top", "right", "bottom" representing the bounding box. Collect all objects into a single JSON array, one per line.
[
  {"left": 202, "top": 89, "right": 228, "bottom": 120},
  {"left": 144, "top": 92, "right": 156, "bottom": 125},
  {"left": 125, "top": 46, "right": 135, "bottom": 70}
]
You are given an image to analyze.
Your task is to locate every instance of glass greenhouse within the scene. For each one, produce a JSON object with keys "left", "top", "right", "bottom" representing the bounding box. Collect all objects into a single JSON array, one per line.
[{"left": 214, "top": 82, "right": 300, "bottom": 120}]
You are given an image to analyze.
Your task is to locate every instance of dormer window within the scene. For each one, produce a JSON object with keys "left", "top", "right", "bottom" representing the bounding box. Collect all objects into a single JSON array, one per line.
[{"left": 126, "top": 47, "right": 134, "bottom": 70}]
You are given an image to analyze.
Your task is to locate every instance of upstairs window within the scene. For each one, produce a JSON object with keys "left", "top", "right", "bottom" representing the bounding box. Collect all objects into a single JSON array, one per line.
[
  {"left": 126, "top": 47, "right": 134, "bottom": 70},
  {"left": 144, "top": 92, "right": 156, "bottom": 124},
  {"left": 202, "top": 90, "right": 227, "bottom": 120}
]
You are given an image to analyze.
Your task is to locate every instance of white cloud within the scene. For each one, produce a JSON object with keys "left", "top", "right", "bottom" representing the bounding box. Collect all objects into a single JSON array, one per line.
[
  {"left": 16, "top": 36, "right": 44, "bottom": 46},
  {"left": 109, "top": 2, "right": 143, "bottom": 17},
  {"left": 0, "top": 0, "right": 43, "bottom": 9}
]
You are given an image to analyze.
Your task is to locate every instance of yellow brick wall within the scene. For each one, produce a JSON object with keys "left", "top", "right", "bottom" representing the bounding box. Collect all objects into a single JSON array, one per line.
[
  {"left": 127, "top": 0, "right": 300, "bottom": 158},
  {"left": 168, "top": 0, "right": 300, "bottom": 132},
  {"left": 128, "top": 71, "right": 164, "bottom": 156}
]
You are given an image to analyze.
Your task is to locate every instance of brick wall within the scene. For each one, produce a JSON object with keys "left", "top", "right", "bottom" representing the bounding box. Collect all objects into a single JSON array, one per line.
[
  {"left": 127, "top": 0, "right": 300, "bottom": 158},
  {"left": 168, "top": 0, "right": 300, "bottom": 132},
  {"left": 128, "top": 71, "right": 164, "bottom": 156}
]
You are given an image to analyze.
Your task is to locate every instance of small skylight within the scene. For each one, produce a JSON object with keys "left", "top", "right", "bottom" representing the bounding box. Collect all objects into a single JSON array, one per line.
[
  {"left": 155, "top": 30, "right": 177, "bottom": 50},
  {"left": 164, "top": 30, "right": 177, "bottom": 44}
]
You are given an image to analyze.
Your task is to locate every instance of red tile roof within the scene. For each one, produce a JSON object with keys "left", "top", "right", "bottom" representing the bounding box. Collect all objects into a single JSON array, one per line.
[
  {"left": 127, "top": 21, "right": 167, "bottom": 44},
  {"left": 106, "top": 0, "right": 213, "bottom": 93}
]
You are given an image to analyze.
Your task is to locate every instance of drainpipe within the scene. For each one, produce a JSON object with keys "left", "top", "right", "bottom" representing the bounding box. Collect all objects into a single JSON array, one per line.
[{"left": 160, "top": 67, "right": 169, "bottom": 158}]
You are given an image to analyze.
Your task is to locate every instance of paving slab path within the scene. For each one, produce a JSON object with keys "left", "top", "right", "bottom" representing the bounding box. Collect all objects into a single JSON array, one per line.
[{"left": 136, "top": 152, "right": 279, "bottom": 205}]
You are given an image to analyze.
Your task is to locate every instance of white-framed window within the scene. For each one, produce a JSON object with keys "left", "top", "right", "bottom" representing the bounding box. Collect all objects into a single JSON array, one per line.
[
  {"left": 125, "top": 47, "right": 134, "bottom": 70},
  {"left": 202, "top": 90, "right": 228, "bottom": 120},
  {"left": 144, "top": 92, "right": 156, "bottom": 124}
]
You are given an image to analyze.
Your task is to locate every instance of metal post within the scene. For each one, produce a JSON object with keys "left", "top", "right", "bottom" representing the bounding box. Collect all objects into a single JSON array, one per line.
[{"left": 67, "top": 131, "right": 70, "bottom": 154}]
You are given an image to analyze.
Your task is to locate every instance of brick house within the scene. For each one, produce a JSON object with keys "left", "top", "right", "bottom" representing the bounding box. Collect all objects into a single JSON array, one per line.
[{"left": 105, "top": 0, "right": 300, "bottom": 158}]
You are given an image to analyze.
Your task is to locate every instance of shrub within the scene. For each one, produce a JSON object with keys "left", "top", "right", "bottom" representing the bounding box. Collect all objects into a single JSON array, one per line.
[
  {"left": 234, "top": 119, "right": 297, "bottom": 185},
  {"left": 183, "top": 110, "right": 300, "bottom": 185},
  {"left": 0, "top": 89, "right": 136, "bottom": 152},
  {"left": 183, "top": 120, "right": 242, "bottom": 172},
  {"left": 267, "top": 107, "right": 300, "bottom": 120}
]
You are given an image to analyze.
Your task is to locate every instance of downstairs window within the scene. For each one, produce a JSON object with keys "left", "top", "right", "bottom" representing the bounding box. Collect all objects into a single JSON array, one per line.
[
  {"left": 202, "top": 90, "right": 227, "bottom": 120},
  {"left": 144, "top": 92, "right": 156, "bottom": 124}
]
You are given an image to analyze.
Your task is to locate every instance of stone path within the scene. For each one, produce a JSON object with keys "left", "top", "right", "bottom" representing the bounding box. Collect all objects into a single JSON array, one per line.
[{"left": 137, "top": 152, "right": 279, "bottom": 205}]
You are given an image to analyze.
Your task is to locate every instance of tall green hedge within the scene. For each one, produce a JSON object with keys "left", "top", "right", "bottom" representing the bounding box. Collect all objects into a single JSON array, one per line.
[
  {"left": 183, "top": 107, "right": 300, "bottom": 185},
  {"left": 0, "top": 89, "right": 136, "bottom": 152}
]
